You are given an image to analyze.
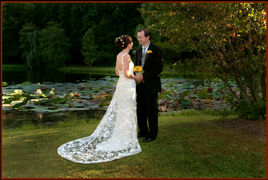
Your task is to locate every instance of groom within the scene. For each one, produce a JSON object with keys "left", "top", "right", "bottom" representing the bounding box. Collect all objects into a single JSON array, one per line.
[{"left": 135, "top": 28, "right": 163, "bottom": 143}]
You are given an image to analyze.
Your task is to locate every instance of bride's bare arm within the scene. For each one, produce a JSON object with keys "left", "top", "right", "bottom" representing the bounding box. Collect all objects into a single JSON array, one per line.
[
  {"left": 123, "top": 54, "right": 135, "bottom": 79},
  {"left": 115, "top": 64, "right": 119, "bottom": 76}
]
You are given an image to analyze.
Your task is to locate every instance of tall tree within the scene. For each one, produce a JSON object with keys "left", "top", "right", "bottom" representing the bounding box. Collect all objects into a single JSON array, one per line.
[
  {"left": 19, "top": 22, "right": 40, "bottom": 69},
  {"left": 40, "top": 3, "right": 60, "bottom": 28},
  {"left": 92, "top": 3, "right": 143, "bottom": 66},
  {"left": 3, "top": 3, "right": 26, "bottom": 63},
  {"left": 68, "top": 3, "right": 101, "bottom": 64},
  {"left": 39, "top": 21, "right": 71, "bottom": 68},
  {"left": 3, "top": 3, "right": 45, "bottom": 64},
  {"left": 81, "top": 28, "right": 98, "bottom": 68}
]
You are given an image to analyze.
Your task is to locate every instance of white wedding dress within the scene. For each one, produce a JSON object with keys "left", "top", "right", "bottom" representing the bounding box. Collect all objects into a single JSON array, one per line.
[{"left": 57, "top": 53, "right": 141, "bottom": 164}]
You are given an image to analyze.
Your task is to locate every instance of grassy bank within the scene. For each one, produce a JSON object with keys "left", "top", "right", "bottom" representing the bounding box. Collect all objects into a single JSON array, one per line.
[
  {"left": 2, "top": 64, "right": 28, "bottom": 71},
  {"left": 57, "top": 65, "right": 209, "bottom": 79},
  {"left": 2, "top": 64, "right": 209, "bottom": 79},
  {"left": 2, "top": 110, "right": 266, "bottom": 178}
]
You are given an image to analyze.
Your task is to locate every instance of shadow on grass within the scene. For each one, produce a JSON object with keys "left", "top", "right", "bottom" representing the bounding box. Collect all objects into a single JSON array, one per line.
[{"left": 2, "top": 114, "right": 266, "bottom": 178}]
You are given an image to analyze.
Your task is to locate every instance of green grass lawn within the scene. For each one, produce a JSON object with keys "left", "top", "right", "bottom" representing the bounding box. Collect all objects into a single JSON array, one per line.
[{"left": 2, "top": 110, "right": 266, "bottom": 178}]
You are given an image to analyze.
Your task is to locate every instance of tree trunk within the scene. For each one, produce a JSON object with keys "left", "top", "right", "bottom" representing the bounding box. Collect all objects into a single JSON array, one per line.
[
  {"left": 233, "top": 72, "right": 252, "bottom": 106},
  {"left": 260, "top": 53, "right": 266, "bottom": 101},
  {"left": 257, "top": 34, "right": 266, "bottom": 102},
  {"left": 260, "top": 71, "right": 266, "bottom": 100},
  {"left": 249, "top": 71, "right": 259, "bottom": 103}
]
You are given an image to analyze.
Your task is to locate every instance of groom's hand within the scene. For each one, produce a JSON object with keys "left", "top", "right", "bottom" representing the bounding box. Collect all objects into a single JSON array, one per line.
[
  {"left": 134, "top": 75, "right": 139, "bottom": 82},
  {"left": 137, "top": 75, "right": 144, "bottom": 83}
]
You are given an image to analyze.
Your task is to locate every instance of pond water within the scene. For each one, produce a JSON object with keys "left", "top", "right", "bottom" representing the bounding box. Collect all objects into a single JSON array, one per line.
[
  {"left": 2, "top": 110, "right": 105, "bottom": 129},
  {"left": 2, "top": 70, "right": 113, "bottom": 84},
  {"left": 2, "top": 69, "right": 231, "bottom": 129},
  {"left": 2, "top": 69, "right": 113, "bottom": 129}
]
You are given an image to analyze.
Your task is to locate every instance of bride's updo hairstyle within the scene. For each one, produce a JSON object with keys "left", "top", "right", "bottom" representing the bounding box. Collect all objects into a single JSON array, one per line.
[{"left": 115, "top": 35, "right": 132, "bottom": 50}]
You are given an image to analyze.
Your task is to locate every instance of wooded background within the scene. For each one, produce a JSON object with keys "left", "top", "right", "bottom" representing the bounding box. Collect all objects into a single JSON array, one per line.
[{"left": 3, "top": 3, "right": 144, "bottom": 67}]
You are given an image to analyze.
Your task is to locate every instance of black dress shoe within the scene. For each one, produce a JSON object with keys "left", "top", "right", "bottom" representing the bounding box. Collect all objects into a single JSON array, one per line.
[
  {"left": 142, "top": 137, "right": 155, "bottom": 142},
  {"left": 137, "top": 133, "right": 147, "bottom": 138}
]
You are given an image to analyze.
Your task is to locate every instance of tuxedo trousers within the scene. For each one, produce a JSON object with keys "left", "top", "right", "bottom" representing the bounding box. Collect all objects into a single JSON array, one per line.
[{"left": 136, "top": 82, "right": 158, "bottom": 139}]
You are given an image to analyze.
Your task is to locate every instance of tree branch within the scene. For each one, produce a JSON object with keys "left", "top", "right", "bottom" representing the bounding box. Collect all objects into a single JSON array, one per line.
[{"left": 211, "top": 68, "right": 240, "bottom": 100}]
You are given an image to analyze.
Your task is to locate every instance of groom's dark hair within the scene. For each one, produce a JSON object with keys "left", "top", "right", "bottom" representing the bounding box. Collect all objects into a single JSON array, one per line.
[{"left": 138, "top": 28, "right": 151, "bottom": 40}]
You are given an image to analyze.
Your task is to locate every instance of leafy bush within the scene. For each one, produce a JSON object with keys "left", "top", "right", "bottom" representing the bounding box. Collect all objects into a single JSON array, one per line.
[
  {"left": 225, "top": 91, "right": 266, "bottom": 120},
  {"left": 2, "top": 82, "right": 8, "bottom": 86},
  {"left": 234, "top": 100, "right": 266, "bottom": 120}
]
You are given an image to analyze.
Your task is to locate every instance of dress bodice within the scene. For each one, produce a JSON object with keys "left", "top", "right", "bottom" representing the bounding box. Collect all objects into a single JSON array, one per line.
[{"left": 117, "top": 53, "right": 134, "bottom": 77}]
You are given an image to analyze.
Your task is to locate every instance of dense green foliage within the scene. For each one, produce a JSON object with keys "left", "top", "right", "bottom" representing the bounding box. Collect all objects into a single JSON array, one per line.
[
  {"left": 3, "top": 3, "right": 143, "bottom": 67},
  {"left": 138, "top": 3, "right": 266, "bottom": 119}
]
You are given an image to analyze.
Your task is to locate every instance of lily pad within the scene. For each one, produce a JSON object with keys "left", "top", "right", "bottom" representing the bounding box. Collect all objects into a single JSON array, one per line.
[
  {"left": 2, "top": 107, "right": 13, "bottom": 111},
  {"left": 208, "top": 92, "right": 222, "bottom": 98},
  {"left": 19, "top": 109, "right": 32, "bottom": 112},
  {"left": 31, "top": 107, "right": 48, "bottom": 112},
  {"left": 181, "top": 90, "right": 192, "bottom": 97},
  {"left": 180, "top": 99, "right": 192, "bottom": 106},
  {"left": 84, "top": 105, "right": 101, "bottom": 109},
  {"left": 2, "top": 95, "right": 12, "bottom": 100},
  {"left": 10, "top": 100, "right": 24, "bottom": 105},
  {"left": 197, "top": 87, "right": 209, "bottom": 99},
  {"left": 57, "top": 108, "right": 90, "bottom": 111},
  {"left": 72, "top": 103, "right": 86, "bottom": 108},
  {"left": 37, "top": 99, "right": 49, "bottom": 105},
  {"left": 31, "top": 107, "right": 59, "bottom": 113}
]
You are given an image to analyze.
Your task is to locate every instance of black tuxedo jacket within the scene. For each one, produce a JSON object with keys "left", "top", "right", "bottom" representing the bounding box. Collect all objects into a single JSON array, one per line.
[{"left": 135, "top": 43, "right": 163, "bottom": 93}]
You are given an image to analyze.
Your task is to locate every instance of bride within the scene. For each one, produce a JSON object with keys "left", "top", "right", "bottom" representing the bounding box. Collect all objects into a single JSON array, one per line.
[{"left": 57, "top": 35, "right": 141, "bottom": 164}]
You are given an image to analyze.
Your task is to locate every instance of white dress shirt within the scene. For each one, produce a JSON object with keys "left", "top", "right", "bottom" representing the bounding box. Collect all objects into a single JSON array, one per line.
[
  {"left": 141, "top": 42, "right": 150, "bottom": 83},
  {"left": 142, "top": 42, "right": 151, "bottom": 56}
]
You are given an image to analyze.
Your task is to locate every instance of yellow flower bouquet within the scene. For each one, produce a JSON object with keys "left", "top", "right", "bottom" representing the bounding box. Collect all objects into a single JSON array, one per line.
[
  {"left": 133, "top": 66, "right": 144, "bottom": 84},
  {"left": 133, "top": 66, "right": 144, "bottom": 77}
]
